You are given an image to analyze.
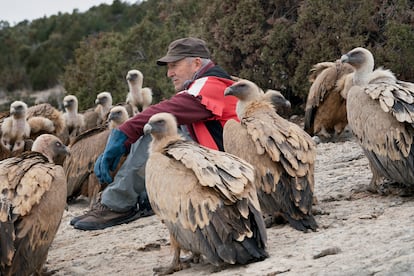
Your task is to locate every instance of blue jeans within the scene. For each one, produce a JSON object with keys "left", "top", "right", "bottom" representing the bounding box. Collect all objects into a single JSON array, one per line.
[{"left": 101, "top": 134, "right": 151, "bottom": 212}]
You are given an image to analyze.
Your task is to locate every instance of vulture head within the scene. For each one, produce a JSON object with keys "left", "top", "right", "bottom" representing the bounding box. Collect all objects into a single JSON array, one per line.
[
  {"left": 264, "top": 89, "right": 291, "bottom": 116},
  {"left": 63, "top": 95, "right": 79, "bottom": 112},
  {"left": 126, "top": 69, "right": 143, "bottom": 84},
  {"left": 108, "top": 106, "right": 129, "bottom": 129},
  {"left": 340, "top": 47, "right": 374, "bottom": 85},
  {"left": 143, "top": 112, "right": 178, "bottom": 140},
  {"left": 95, "top": 91, "right": 113, "bottom": 106},
  {"left": 32, "top": 134, "right": 70, "bottom": 163},
  {"left": 10, "top": 101, "right": 28, "bottom": 119},
  {"left": 225, "top": 79, "right": 267, "bottom": 118},
  {"left": 224, "top": 79, "right": 263, "bottom": 101}
]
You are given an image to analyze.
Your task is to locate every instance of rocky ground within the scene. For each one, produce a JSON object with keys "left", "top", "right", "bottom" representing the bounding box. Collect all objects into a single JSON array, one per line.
[{"left": 46, "top": 136, "right": 414, "bottom": 276}]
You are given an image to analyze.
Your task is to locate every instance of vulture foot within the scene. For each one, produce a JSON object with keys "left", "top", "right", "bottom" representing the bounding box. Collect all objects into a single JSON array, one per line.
[
  {"left": 367, "top": 173, "right": 388, "bottom": 194},
  {"left": 154, "top": 245, "right": 189, "bottom": 276},
  {"left": 38, "top": 266, "right": 58, "bottom": 275},
  {"left": 153, "top": 261, "right": 188, "bottom": 275},
  {"left": 209, "top": 263, "right": 230, "bottom": 273},
  {"left": 377, "top": 182, "right": 414, "bottom": 197},
  {"left": 316, "top": 127, "right": 332, "bottom": 139},
  {"left": 263, "top": 213, "right": 287, "bottom": 228},
  {"left": 180, "top": 252, "right": 201, "bottom": 264}
]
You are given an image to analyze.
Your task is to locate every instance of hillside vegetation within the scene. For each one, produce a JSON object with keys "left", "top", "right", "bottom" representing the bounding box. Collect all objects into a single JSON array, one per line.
[{"left": 1, "top": 0, "right": 413, "bottom": 112}]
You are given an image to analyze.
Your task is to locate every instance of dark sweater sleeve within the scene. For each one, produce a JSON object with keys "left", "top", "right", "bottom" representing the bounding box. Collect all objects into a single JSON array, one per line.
[{"left": 118, "top": 92, "right": 213, "bottom": 148}]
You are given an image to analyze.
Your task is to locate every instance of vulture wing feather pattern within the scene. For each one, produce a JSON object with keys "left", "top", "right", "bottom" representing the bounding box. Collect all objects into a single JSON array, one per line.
[
  {"left": 224, "top": 79, "right": 318, "bottom": 232},
  {"left": 144, "top": 112, "right": 267, "bottom": 275},
  {"left": 304, "top": 61, "right": 354, "bottom": 140},
  {"left": 341, "top": 47, "right": 414, "bottom": 192},
  {"left": 64, "top": 106, "right": 129, "bottom": 205},
  {"left": 0, "top": 134, "right": 69, "bottom": 276}
]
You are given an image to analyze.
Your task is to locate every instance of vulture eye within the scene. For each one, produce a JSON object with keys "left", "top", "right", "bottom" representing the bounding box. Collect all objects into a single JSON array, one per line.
[
  {"left": 55, "top": 141, "right": 62, "bottom": 147},
  {"left": 352, "top": 51, "right": 364, "bottom": 59},
  {"left": 155, "top": 119, "right": 165, "bottom": 126}
]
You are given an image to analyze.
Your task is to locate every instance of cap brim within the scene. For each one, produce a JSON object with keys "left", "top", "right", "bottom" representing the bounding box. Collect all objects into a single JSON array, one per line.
[{"left": 156, "top": 55, "right": 185, "bottom": 66}]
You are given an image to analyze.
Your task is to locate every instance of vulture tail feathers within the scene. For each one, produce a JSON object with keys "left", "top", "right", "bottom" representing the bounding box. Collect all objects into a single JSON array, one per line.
[
  {"left": 249, "top": 203, "right": 268, "bottom": 247},
  {"left": 168, "top": 221, "right": 221, "bottom": 266},
  {"left": 238, "top": 238, "right": 268, "bottom": 264},
  {"left": 285, "top": 215, "right": 317, "bottom": 232},
  {"left": 304, "top": 106, "right": 317, "bottom": 136},
  {"left": 199, "top": 223, "right": 231, "bottom": 266},
  {"left": 364, "top": 145, "right": 414, "bottom": 186},
  {"left": 277, "top": 175, "right": 317, "bottom": 232},
  {"left": 207, "top": 207, "right": 268, "bottom": 265},
  {"left": 235, "top": 210, "right": 268, "bottom": 264},
  {"left": 0, "top": 221, "right": 15, "bottom": 267}
]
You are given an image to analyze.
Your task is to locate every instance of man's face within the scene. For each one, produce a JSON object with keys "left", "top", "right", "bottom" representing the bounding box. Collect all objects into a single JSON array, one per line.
[{"left": 166, "top": 58, "right": 201, "bottom": 91}]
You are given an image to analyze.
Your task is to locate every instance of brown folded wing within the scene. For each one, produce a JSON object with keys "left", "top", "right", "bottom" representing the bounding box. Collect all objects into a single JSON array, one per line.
[
  {"left": 0, "top": 152, "right": 66, "bottom": 275},
  {"left": 146, "top": 138, "right": 267, "bottom": 266},
  {"left": 224, "top": 99, "right": 317, "bottom": 231}
]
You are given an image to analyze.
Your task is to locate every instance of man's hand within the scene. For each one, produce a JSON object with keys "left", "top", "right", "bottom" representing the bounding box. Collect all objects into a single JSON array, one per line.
[{"left": 94, "top": 129, "right": 127, "bottom": 184}]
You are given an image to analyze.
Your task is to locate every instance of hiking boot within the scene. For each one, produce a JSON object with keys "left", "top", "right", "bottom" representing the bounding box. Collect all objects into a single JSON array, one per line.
[
  {"left": 70, "top": 212, "right": 90, "bottom": 226},
  {"left": 73, "top": 202, "right": 140, "bottom": 231},
  {"left": 69, "top": 194, "right": 103, "bottom": 226}
]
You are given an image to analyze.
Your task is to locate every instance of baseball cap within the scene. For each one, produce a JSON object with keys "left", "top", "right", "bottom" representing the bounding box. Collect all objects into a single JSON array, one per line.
[{"left": 156, "top": 37, "right": 211, "bottom": 66}]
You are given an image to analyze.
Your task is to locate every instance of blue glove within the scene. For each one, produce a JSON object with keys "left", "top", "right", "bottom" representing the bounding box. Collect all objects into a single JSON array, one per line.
[{"left": 94, "top": 128, "right": 128, "bottom": 184}]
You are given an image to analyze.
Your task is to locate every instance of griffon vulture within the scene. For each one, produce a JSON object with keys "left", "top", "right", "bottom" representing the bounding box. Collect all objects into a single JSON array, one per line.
[
  {"left": 263, "top": 89, "right": 291, "bottom": 118},
  {"left": 0, "top": 101, "right": 31, "bottom": 154},
  {"left": 107, "top": 105, "right": 129, "bottom": 130},
  {"left": 341, "top": 47, "right": 414, "bottom": 193},
  {"left": 125, "top": 69, "right": 153, "bottom": 114},
  {"left": 144, "top": 112, "right": 268, "bottom": 274},
  {"left": 81, "top": 91, "right": 114, "bottom": 131},
  {"left": 62, "top": 95, "right": 86, "bottom": 140},
  {"left": 94, "top": 91, "right": 113, "bottom": 125},
  {"left": 64, "top": 106, "right": 129, "bottom": 205},
  {"left": 26, "top": 103, "right": 66, "bottom": 140},
  {"left": 304, "top": 61, "right": 354, "bottom": 140},
  {"left": 0, "top": 134, "right": 69, "bottom": 276},
  {"left": 223, "top": 79, "right": 318, "bottom": 232}
]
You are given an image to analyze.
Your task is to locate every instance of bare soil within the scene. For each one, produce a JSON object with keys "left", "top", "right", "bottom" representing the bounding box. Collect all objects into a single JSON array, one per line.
[{"left": 46, "top": 136, "right": 414, "bottom": 276}]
